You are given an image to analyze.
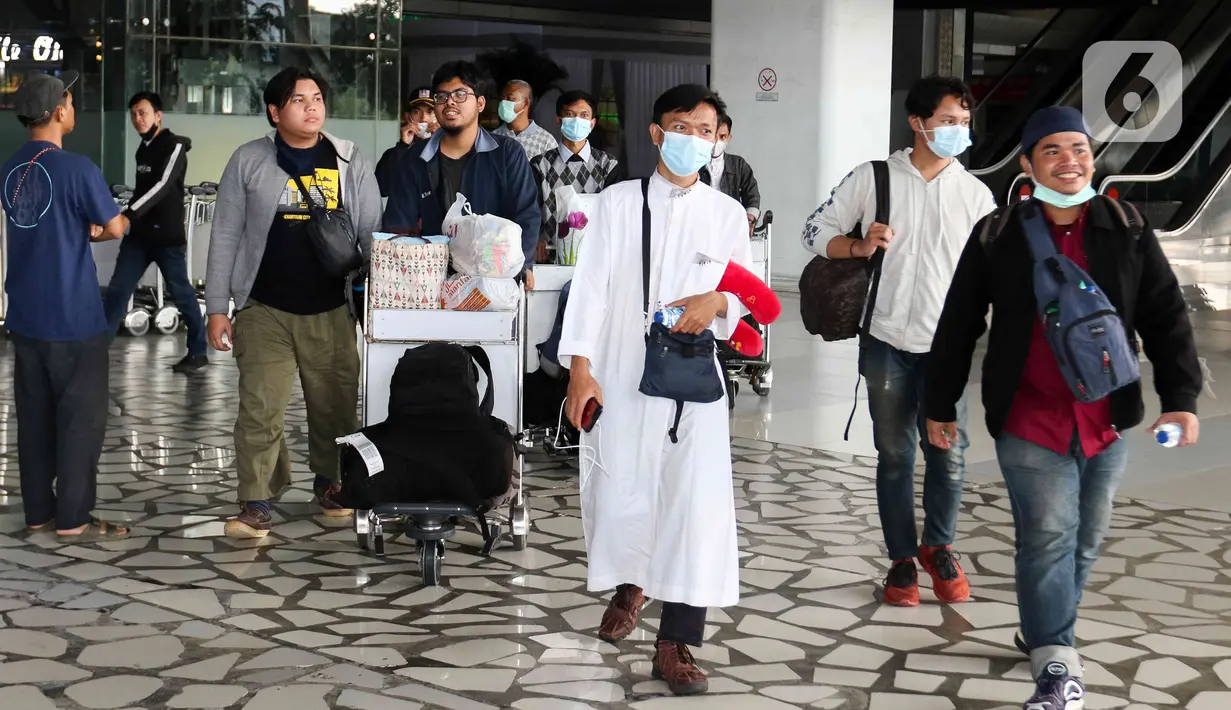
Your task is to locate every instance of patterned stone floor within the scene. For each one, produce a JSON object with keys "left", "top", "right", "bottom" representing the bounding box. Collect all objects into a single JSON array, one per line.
[{"left": 0, "top": 337, "right": 1229, "bottom": 709}]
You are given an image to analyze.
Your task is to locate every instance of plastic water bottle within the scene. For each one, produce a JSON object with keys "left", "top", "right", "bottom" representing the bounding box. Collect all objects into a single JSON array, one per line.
[{"left": 1155, "top": 423, "right": 1183, "bottom": 448}]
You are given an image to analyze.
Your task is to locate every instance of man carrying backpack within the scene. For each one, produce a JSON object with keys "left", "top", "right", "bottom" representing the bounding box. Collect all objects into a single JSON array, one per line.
[
  {"left": 800, "top": 76, "right": 995, "bottom": 608},
  {"left": 925, "top": 105, "right": 1201, "bottom": 710}
]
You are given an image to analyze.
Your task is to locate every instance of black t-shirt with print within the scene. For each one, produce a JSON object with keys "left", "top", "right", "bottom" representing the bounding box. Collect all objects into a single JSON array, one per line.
[{"left": 250, "top": 137, "right": 347, "bottom": 316}]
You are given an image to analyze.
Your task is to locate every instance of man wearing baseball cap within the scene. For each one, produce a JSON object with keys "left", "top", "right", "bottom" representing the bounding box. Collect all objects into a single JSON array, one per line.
[
  {"left": 375, "top": 87, "right": 439, "bottom": 197},
  {"left": 924, "top": 104, "right": 1201, "bottom": 710},
  {"left": 1, "top": 71, "right": 130, "bottom": 539}
]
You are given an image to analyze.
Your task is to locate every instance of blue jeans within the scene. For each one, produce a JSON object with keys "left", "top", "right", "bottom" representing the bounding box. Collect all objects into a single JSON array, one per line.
[
  {"left": 103, "top": 240, "right": 206, "bottom": 356},
  {"left": 996, "top": 432, "right": 1128, "bottom": 679},
  {"left": 861, "top": 336, "right": 968, "bottom": 561}
]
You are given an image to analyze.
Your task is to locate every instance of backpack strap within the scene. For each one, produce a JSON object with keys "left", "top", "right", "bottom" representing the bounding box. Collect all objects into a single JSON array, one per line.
[
  {"left": 979, "top": 202, "right": 1019, "bottom": 253},
  {"left": 860, "top": 160, "right": 890, "bottom": 336},
  {"left": 845, "top": 160, "right": 890, "bottom": 442},
  {"left": 1099, "top": 195, "right": 1144, "bottom": 240},
  {"left": 462, "top": 345, "right": 495, "bottom": 416}
]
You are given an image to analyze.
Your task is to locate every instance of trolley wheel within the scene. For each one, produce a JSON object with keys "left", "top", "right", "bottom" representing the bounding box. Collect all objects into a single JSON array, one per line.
[
  {"left": 419, "top": 540, "right": 443, "bottom": 586},
  {"left": 512, "top": 533, "right": 527, "bottom": 551},
  {"left": 727, "top": 378, "right": 739, "bottom": 410},
  {"left": 154, "top": 307, "right": 180, "bottom": 335},
  {"left": 752, "top": 373, "right": 771, "bottom": 397},
  {"left": 356, "top": 532, "right": 369, "bottom": 550},
  {"left": 125, "top": 310, "right": 151, "bottom": 337}
]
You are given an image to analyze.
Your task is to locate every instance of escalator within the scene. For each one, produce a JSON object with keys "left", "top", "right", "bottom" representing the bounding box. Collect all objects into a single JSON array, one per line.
[{"left": 971, "top": 0, "right": 1221, "bottom": 201}]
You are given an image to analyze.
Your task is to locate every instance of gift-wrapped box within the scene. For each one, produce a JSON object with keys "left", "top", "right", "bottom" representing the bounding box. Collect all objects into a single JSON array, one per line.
[{"left": 369, "top": 239, "right": 449, "bottom": 310}]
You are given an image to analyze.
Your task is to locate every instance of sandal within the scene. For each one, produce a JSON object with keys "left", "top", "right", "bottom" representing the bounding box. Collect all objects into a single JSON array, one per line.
[
  {"left": 56, "top": 518, "right": 130, "bottom": 541},
  {"left": 26, "top": 520, "right": 53, "bottom": 532}
]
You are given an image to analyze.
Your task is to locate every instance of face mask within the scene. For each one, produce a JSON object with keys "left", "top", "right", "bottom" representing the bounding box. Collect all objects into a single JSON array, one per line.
[
  {"left": 498, "top": 100, "right": 522, "bottom": 124},
  {"left": 561, "top": 116, "right": 592, "bottom": 142},
  {"left": 1032, "top": 182, "right": 1096, "bottom": 209},
  {"left": 657, "top": 127, "right": 714, "bottom": 178},
  {"left": 416, "top": 122, "right": 431, "bottom": 139},
  {"left": 712, "top": 140, "right": 728, "bottom": 158},
  {"left": 141, "top": 124, "right": 159, "bottom": 141},
  {"left": 918, "top": 123, "right": 971, "bottom": 159}
]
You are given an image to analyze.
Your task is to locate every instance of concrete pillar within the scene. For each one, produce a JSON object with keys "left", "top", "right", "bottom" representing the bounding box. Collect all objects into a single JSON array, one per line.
[{"left": 711, "top": 0, "right": 895, "bottom": 284}]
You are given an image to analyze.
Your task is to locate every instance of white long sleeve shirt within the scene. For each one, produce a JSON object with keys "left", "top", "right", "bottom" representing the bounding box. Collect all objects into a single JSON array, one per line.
[{"left": 802, "top": 149, "right": 996, "bottom": 354}]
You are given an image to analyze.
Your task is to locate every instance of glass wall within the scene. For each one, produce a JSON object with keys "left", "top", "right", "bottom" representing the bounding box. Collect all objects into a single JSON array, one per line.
[{"left": 124, "top": 0, "right": 402, "bottom": 183}]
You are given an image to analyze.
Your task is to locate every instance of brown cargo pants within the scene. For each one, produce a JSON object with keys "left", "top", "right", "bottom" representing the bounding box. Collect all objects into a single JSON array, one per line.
[{"left": 232, "top": 301, "right": 360, "bottom": 502}]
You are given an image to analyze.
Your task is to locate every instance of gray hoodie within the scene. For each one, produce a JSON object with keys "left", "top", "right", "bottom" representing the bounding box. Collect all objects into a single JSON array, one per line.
[{"left": 205, "top": 131, "right": 382, "bottom": 315}]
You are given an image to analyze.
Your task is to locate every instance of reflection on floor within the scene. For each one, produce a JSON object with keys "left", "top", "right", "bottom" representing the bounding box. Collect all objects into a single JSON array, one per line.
[{"left": 0, "top": 338, "right": 1230, "bottom": 709}]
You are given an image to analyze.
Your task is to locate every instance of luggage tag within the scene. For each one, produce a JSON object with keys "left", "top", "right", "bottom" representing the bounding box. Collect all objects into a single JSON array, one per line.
[{"left": 335, "top": 433, "right": 385, "bottom": 476}]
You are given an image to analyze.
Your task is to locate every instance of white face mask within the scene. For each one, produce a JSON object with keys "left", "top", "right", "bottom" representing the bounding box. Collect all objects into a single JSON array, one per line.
[
  {"left": 416, "top": 122, "right": 430, "bottom": 139},
  {"left": 712, "top": 140, "right": 728, "bottom": 158}
]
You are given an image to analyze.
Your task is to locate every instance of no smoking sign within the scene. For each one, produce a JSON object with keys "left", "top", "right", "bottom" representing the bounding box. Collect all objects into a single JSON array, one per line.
[{"left": 758, "top": 68, "right": 777, "bottom": 91}]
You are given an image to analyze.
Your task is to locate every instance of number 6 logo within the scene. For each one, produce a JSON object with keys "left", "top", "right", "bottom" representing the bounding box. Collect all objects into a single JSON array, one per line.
[{"left": 1082, "top": 41, "right": 1183, "bottom": 144}]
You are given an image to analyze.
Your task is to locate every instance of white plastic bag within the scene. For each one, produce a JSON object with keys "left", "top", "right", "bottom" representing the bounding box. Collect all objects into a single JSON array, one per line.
[
  {"left": 442, "top": 194, "right": 525, "bottom": 278},
  {"left": 551, "top": 185, "right": 599, "bottom": 266},
  {"left": 441, "top": 274, "right": 522, "bottom": 312}
]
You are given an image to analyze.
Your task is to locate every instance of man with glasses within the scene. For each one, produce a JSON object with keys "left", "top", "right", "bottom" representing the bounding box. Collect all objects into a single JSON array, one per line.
[
  {"left": 493, "top": 79, "right": 556, "bottom": 161},
  {"left": 559, "top": 84, "right": 752, "bottom": 697},
  {"left": 384, "top": 61, "right": 540, "bottom": 289},
  {"left": 530, "top": 89, "right": 623, "bottom": 262}
]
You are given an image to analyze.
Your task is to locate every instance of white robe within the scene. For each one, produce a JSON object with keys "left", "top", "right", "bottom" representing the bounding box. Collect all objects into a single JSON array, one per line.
[{"left": 557, "top": 172, "right": 753, "bottom": 608}]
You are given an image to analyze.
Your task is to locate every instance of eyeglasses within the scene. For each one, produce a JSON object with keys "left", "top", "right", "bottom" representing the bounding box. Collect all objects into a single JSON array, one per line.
[{"left": 432, "top": 89, "right": 475, "bottom": 105}]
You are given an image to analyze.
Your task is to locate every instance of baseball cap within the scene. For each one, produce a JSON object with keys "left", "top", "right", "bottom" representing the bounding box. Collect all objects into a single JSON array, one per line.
[
  {"left": 14, "top": 71, "right": 79, "bottom": 123},
  {"left": 1021, "top": 105, "right": 1091, "bottom": 156},
  {"left": 407, "top": 87, "right": 434, "bottom": 109}
]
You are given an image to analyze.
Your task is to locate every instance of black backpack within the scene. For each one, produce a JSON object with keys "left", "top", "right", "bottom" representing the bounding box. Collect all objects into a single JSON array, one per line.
[
  {"left": 338, "top": 343, "right": 515, "bottom": 512},
  {"left": 798, "top": 160, "right": 889, "bottom": 341}
]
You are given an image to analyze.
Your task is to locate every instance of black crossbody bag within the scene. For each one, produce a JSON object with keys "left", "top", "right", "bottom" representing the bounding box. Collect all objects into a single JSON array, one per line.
[{"left": 636, "top": 178, "right": 726, "bottom": 444}]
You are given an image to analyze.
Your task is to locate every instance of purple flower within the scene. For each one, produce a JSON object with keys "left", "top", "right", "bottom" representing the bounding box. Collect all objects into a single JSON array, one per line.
[
  {"left": 558, "top": 222, "right": 570, "bottom": 239},
  {"left": 566, "top": 211, "right": 589, "bottom": 231}
]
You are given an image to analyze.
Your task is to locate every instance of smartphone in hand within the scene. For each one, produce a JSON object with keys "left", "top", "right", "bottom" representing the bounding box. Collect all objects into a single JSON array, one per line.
[{"left": 580, "top": 398, "right": 603, "bottom": 433}]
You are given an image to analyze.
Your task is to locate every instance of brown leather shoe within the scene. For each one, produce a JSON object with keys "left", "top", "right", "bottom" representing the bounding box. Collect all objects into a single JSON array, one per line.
[
  {"left": 652, "top": 641, "right": 709, "bottom": 696},
  {"left": 597, "top": 584, "right": 646, "bottom": 643}
]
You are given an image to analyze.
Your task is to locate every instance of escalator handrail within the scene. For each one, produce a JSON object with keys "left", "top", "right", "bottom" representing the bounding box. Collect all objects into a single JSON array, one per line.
[
  {"left": 1154, "top": 158, "right": 1231, "bottom": 238},
  {"left": 1097, "top": 92, "right": 1231, "bottom": 194},
  {"left": 976, "top": 10, "right": 1066, "bottom": 111}
]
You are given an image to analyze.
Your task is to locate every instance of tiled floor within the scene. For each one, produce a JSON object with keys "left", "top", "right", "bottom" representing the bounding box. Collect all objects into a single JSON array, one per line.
[{"left": 0, "top": 332, "right": 1230, "bottom": 709}]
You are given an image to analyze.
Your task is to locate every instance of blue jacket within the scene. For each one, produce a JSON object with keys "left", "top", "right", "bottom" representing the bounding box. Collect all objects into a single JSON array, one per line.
[{"left": 383, "top": 128, "right": 541, "bottom": 272}]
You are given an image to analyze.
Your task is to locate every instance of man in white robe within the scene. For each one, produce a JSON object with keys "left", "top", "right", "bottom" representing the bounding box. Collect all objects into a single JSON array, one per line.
[{"left": 558, "top": 84, "right": 753, "bottom": 697}]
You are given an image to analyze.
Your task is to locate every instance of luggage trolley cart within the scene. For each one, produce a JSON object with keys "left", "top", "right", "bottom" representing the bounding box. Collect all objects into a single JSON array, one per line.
[
  {"left": 185, "top": 182, "right": 222, "bottom": 319},
  {"left": 723, "top": 211, "right": 775, "bottom": 400},
  {"left": 352, "top": 295, "right": 531, "bottom": 586},
  {"left": 109, "top": 184, "right": 180, "bottom": 336}
]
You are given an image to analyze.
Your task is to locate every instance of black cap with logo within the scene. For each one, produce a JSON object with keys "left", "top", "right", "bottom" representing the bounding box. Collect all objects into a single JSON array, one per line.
[{"left": 13, "top": 71, "right": 79, "bottom": 123}]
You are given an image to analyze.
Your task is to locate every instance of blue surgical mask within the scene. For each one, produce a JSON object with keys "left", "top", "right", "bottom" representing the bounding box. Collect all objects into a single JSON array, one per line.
[
  {"left": 657, "top": 127, "right": 714, "bottom": 177},
  {"left": 561, "top": 116, "right": 592, "bottom": 142},
  {"left": 921, "top": 124, "right": 972, "bottom": 159},
  {"left": 1032, "top": 182, "right": 1096, "bottom": 209},
  {"left": 498, "top": 100, "right": 521, "bottom": 124}
]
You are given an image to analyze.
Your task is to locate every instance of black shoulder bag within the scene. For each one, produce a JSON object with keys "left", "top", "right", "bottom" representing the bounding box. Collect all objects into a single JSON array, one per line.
[
  {"left": 636, "top": 178, "right": 727, "bottom": 444},
  {"left": 291, "top": 174, "right": 363, "bottom": 279}
]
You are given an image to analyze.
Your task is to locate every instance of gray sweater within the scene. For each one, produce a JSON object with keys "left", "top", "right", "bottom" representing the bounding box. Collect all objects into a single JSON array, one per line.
[{"left": 205, "top": 131, "right": 382, "bottom": 315}]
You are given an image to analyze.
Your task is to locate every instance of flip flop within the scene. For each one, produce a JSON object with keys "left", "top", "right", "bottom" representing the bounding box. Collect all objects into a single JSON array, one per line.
[{"left": 56, "top": 518, "right": 130, "bottom": 541}]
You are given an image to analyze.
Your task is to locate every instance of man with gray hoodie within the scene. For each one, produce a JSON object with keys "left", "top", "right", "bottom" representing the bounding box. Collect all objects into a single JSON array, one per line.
[{"left": 206, "top": 67, "right": 382, "bottom": 538}]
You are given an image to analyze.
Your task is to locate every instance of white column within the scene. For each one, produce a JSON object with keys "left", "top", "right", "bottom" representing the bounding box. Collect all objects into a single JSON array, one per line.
[{"left": 711, "top": 0, "right": 894, "bottom": 284}]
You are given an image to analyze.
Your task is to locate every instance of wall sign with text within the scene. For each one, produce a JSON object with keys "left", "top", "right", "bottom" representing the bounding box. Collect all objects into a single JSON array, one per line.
[{"left": 0, "top": 35, "right": 65, "bottom": 65}]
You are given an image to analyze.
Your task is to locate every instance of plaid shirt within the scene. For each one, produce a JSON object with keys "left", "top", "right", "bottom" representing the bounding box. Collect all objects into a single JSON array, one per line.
[
  {"left": 492, "top": 121, "right": 557, "bottom": 161},
  {"left": 530, "top": 142, "right": 621, "bottom": 243}
]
